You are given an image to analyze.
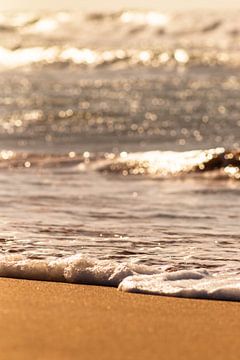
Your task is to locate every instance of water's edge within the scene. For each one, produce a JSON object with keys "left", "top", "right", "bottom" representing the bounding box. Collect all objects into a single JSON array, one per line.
[{"left": 1, "top": 254, "right": 240, "bottom": 301}]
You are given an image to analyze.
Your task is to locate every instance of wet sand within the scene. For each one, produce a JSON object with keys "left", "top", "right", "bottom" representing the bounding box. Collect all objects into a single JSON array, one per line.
[{"left": 0, "top": 278, "right": 239, "bottom": 360}]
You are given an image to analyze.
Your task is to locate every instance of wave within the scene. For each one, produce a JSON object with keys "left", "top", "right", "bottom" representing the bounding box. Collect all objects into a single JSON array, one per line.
[
  {"left": 0, "top": 148, "right": 239, "bottom": 180},
  {"left": 93, "top": 148, "right": 240, "bottom": 179},
  {"left": 0, "top": 254, "right": 153, "bottom": 285},
  {"left": 0, "top": 10, "right": 240, "bottom": 70},
  {"left": 119, "top": 269, "right": 240, "bottom": 301},
  {"left": 1, "top": 254, "right": 240, "bottom": 301},
  {"left": 1, "top": 10, "right": 240, "bottom": 37},
  {"left": 0, "top": 46, "right": 239, "bottom": 70}
]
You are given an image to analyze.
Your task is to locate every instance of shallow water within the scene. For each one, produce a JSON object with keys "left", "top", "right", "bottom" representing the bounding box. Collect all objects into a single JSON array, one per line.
[{"left": 0, "top": 9, "right": 239, "bottom": 300}]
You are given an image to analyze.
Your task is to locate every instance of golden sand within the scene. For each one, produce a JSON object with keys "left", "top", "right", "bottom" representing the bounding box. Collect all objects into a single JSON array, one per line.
[{"left": 0, "top": 278, "right": 239, "bottom": 360}]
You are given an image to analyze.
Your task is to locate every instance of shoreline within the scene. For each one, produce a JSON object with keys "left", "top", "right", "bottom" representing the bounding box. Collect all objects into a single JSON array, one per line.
[{"left": 0, "top": 278, "right": 240, "bottom": 360}]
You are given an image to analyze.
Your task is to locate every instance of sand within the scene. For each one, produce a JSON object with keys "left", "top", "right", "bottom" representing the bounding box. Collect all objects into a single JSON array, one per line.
[{"left": 0, "top": 278, "right": 239, "bottom": 360}]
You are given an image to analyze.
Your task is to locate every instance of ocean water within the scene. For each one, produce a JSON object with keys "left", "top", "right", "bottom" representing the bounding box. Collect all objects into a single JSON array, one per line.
[{"left": 0, "top": 9, "right": 240, "bottom": 300}]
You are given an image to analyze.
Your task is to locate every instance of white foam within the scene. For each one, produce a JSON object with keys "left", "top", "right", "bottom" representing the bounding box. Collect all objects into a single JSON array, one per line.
[
  {"left": 119, "top": 270, "right": 240, "bottom": 301},
  {"left": 0, "top": 254, "right": 156, "bottom": 285},
  {"left": 1, "top": 254, "right": 240, "bottom": 301}
]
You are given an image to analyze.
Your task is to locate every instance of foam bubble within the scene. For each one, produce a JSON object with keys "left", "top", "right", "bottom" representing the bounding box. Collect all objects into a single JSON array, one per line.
[
  {"left": 1, "top": 255, "right": 240, "bottom": 301},
  {"left": 119, "top": 271, "right": 240, "bottom": 301},
  {"left": 0, "top": 254, "right": 156, "bottom": 285}
]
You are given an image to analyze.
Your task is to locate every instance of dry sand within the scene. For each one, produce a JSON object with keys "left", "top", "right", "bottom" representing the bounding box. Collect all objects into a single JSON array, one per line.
[{"left": 0, "top": 278, "right": 239, "bottom": 360}]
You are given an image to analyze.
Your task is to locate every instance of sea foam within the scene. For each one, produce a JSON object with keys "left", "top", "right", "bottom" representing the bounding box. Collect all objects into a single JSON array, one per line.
[
  {"left": 119, "top": 271, "right": 240, "bottom": 301},
  {"left": 1, "top": 254, "right": 240, "bottom": 301}
]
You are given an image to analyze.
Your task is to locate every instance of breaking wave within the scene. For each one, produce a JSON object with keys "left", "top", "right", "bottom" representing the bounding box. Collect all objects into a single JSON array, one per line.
[
  {"left": 0, "top": 148, "right": 239, "bottom": 180},
  {"left": 93, "top": 148, "right": 240, "bottom": 179}
]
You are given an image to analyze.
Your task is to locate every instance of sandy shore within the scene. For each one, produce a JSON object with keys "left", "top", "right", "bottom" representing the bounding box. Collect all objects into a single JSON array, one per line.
[{"left": 0, "top": 278, "right": 239, "bottom": 360}]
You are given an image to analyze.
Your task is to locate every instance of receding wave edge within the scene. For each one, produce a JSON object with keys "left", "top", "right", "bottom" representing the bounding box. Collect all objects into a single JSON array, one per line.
[{"left": 1, "top": 254, "right": 240, "bottom": 301}]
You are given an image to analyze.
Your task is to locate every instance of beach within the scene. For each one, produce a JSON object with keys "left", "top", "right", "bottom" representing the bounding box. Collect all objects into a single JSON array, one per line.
[
  {"left": 0, "top": 8, "right": 240, "bottom": 360},
  {"left": 0, "top": 9, "right": 239, "bottom": 302},
  {"left": 0, "top": 278, "right": 239, "bottom": 360}
]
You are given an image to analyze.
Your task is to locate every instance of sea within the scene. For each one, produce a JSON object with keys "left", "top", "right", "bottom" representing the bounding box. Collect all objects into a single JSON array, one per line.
[{"left": 0, "top": 9, "right": 239, "bottom": 300}]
